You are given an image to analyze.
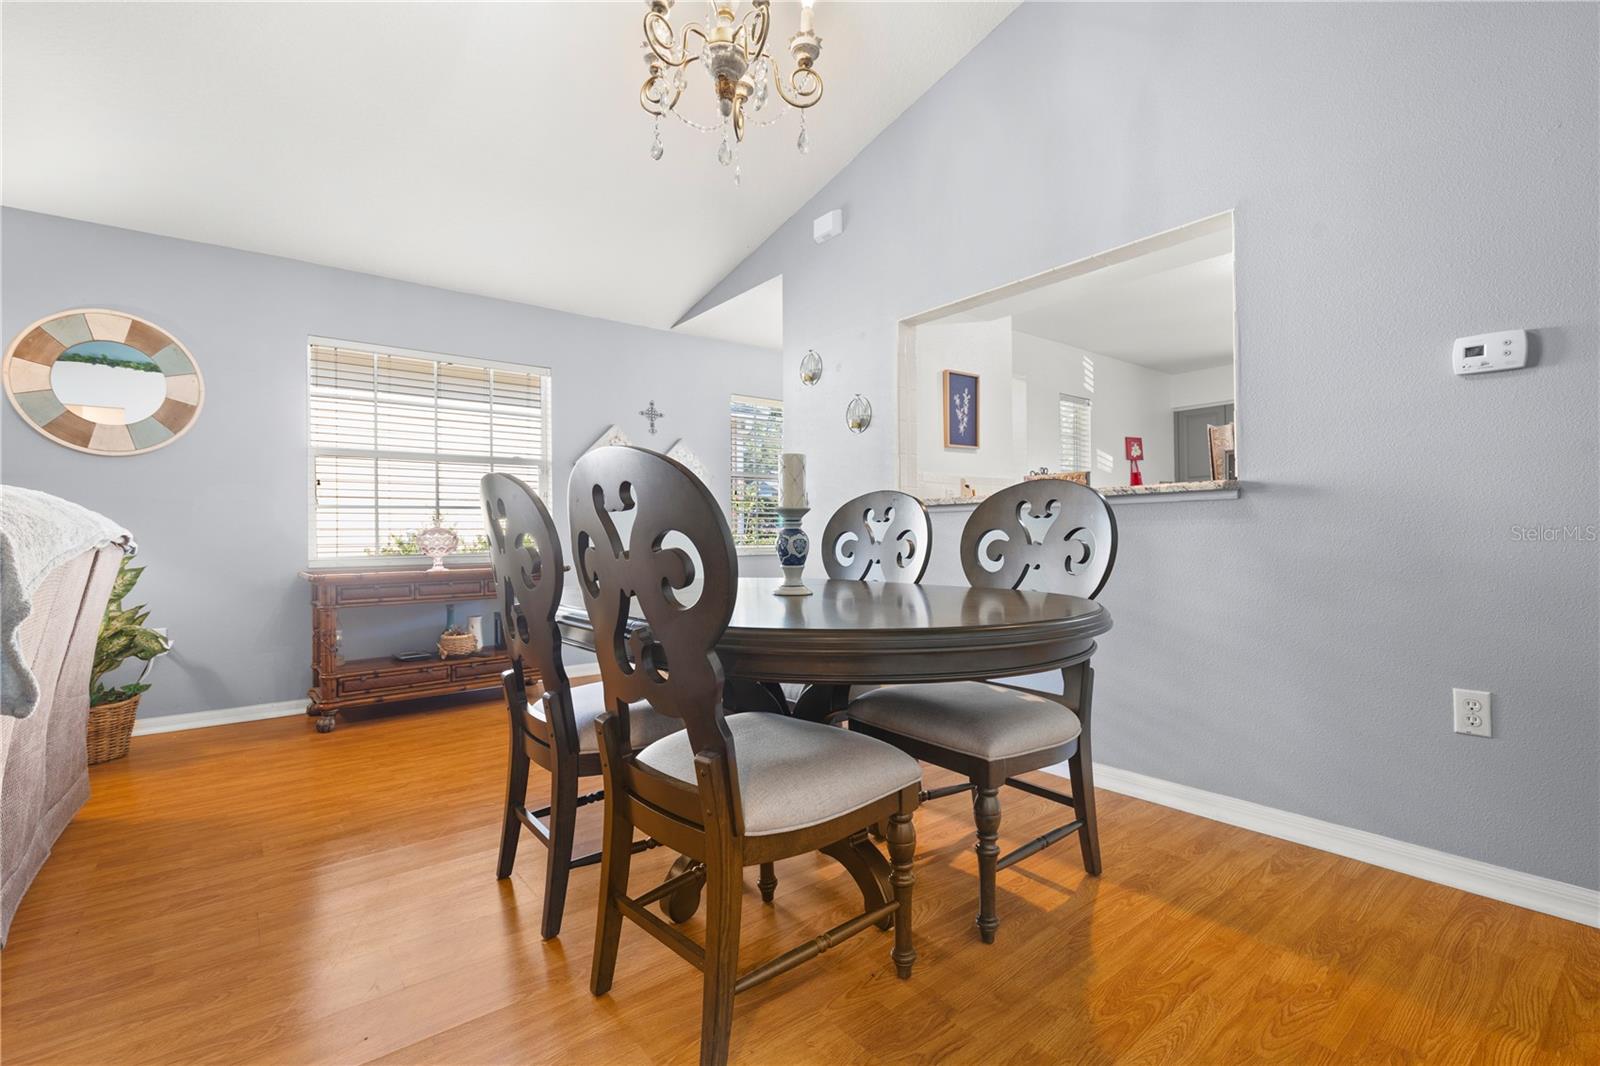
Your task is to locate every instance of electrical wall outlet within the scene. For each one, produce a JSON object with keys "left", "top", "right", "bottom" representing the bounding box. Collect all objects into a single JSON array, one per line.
[{"left": 1453, "top": 688, "right": 1491, "bottom": 737}]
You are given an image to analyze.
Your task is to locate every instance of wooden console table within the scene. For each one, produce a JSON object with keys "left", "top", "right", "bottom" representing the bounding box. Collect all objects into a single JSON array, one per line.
[{"left": 301, "top": 567, "right": 535, "bottom": 733}]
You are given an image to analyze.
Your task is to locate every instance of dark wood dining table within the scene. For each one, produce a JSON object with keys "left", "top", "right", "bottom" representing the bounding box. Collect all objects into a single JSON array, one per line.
[
  {"left": 556, "top": 575, "right": 1111, "bottom": 718},
  {"left": 553, "top": 575, "right": 1112, "bottom": 917}
]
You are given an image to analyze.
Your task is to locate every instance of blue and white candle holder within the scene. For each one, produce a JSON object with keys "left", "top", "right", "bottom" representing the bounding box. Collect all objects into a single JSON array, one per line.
[{"left": 774, "top": 506, "right": 812, "bottom": 596}]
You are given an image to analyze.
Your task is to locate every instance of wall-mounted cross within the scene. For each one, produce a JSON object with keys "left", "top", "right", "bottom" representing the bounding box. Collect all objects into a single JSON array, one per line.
[{"left": 639, "top": 400, "right": 664, "bottom": 435}]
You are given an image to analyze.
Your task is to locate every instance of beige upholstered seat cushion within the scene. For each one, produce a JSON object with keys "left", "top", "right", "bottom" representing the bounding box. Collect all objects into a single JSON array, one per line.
[
  {"left": 539, "top": 682, "right": 682, "bottom": 753},
  {"left": 637, "top": 712, "right": 922, "bottom": 837},
  {"left": 846, "top": 681, "right": 1081, "bottom": 761}
]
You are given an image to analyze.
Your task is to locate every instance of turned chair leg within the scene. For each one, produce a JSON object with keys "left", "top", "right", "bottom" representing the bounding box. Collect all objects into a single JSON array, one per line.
[
  {"left": 757, "top": 861, "right": 777, "bottom": 903},
  {"left": 541, "top": 762, "right": 579, "bottom": 940},
  {"left": 1068, "top": 747, "right": 1100, "bottom": 876},
  {"left": 1070, "top": 664, "right": 1102, "bottom": 876},
  {"left": 700, "top": 853, "right": 743, "bottom": 1066},
  {"left": 591, "top": 745, "right": 634, "bottom": 995},
  {"left": 973, "top": 786, "right": 1002, "bottom": 943},
  {"left": 887, "top": 811, "right": 917, "bottom": 978},
  {"left": 496, "top": 739, "right": 530, "bottom": 880}
]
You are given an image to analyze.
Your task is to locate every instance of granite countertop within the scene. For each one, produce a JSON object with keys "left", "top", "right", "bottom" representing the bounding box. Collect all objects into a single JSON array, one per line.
[
  {"left": 1099, "top": 479, "right": 1237, "bottom": 497},
  {"left": 921, "top": 479, "right": 1238, "bottom": 507}
]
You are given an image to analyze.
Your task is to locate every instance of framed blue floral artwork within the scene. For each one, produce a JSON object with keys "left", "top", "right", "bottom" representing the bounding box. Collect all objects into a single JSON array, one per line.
[{"left": 942, "top": 369, "right": 979, "bottom": 449}]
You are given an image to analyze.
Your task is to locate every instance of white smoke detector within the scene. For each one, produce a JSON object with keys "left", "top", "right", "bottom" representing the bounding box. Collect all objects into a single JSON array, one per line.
[{"left": 813, "top": 209, "right": 844, "bottom": 244}]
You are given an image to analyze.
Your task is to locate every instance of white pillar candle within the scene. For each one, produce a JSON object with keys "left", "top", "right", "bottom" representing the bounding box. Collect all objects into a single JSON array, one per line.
[
  {"left": 780, "top": 453, "right": 808, "bottom": 509},
  {"left": 800, "top": 0, "right": 815, "bottom": 34}
]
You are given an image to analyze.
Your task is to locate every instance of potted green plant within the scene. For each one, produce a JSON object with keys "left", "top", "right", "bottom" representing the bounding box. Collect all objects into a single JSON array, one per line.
[{"left": 87, "top": 556, "right": 169, "bottom": 764}]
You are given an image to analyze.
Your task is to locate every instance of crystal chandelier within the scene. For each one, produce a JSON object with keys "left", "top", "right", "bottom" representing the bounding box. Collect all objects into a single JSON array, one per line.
[{"left": 640, "top": 0, "right": 823, "bottom": 182}]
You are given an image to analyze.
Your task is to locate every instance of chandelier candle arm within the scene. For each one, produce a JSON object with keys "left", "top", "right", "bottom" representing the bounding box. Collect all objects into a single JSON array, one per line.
[{"left": 737, "top": 3, "right": 772, "bottom": 62}]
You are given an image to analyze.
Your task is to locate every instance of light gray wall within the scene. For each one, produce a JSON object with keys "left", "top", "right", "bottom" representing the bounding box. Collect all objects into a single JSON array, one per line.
[
  {"left": 1, "top": 208, "right": 781, "bottom": 718},
  {"left": 685, "top": 3, "right": 1600, "bottom": 888}
]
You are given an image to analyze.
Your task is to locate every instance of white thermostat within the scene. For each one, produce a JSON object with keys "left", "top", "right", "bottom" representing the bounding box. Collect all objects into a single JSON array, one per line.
[{"left": 1453, "top": 329, "right": 1527, "bottom": 375}]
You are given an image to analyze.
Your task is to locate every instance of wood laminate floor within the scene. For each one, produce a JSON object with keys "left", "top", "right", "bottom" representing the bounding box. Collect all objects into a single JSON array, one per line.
[{"left": 3, "top": 692, "right": 1596, "bottom": 1065}]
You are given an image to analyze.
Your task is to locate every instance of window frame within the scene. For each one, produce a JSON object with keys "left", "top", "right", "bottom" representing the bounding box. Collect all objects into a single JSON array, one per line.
[
  {"left": 728, "top": 392, "right": 784, "bottom": 554},
  {"left": 1058, "top": 392, "right": 1093, "bottom": 475},
  {"left": 304, "top": 335, "right": 553, "bottom": 570}
]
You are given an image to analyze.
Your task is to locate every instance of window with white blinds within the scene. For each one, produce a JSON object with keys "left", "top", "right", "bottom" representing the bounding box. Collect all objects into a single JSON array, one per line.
[
  {"left": 728, "top": 394, "right": 783, "bottom": 548},
  {"left": 1059, "top": 394, "right": 1092, "bottom": 474},
  {"left": 308, "top": 340, "right": 550, "bottom": 564}
]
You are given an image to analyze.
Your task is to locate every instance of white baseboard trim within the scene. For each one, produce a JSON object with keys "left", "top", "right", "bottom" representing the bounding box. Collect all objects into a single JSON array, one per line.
[
  {"left": 131, "top": 699, "right": 305, "bottom": 736},
  {"left": 1041, "top": 761, "right": 1599, "bottom": 928}
]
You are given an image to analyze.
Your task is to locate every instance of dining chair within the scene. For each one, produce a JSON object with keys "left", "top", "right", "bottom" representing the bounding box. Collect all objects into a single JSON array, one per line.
[
  {"left": 845, "top": 479, "right": 1116, "bottom": 943},
  {"left": 572, "top": 446, "right": 922, "bottom": 1066},
  {"left": 480, "top": 472, "right": 682, "bottom": 940},
  {"left": 742, "top": 487, "right": 932, "bottom": 897},
  {"left": 771, "top": 489, "right": 934, "bottom": 720},
  {"left": 819, "top": 489, "right": 932, "bottom": 583}
]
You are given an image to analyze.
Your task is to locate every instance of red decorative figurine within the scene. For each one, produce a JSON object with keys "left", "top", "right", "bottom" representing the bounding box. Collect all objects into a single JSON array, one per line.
[{"left": 1125, "top": 436, "right": 1144, "bottom": 486}]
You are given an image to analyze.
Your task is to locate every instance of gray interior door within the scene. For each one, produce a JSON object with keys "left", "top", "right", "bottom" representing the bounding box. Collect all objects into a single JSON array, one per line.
[{"left": 1173, "top": 403, "right": 1234, "bottom": 481}]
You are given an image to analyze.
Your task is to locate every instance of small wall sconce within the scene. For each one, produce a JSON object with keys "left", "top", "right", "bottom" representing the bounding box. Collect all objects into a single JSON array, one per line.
[
  {"left": 845, "top": 394, "right": 872, "bottom": 433},
  {"left": 799, "top": 349, "right": 823, "bottom": 386}
]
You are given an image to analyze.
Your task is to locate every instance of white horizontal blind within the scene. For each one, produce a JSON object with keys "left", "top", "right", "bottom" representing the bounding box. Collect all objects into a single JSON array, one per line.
[
  {"left": 309, "top": 342, "right": 549, "bottom": 563},
  {"left": 1059, "top": 394, "right": 1092, "bottom": 474},
  {"left": 729, "top": 394, "right": 783, "bottom": 547}
]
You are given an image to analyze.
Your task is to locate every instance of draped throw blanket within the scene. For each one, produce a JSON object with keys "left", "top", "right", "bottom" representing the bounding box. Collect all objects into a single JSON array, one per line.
[{"left": 1, "top": 486, "right": 131, "bottom": 718}]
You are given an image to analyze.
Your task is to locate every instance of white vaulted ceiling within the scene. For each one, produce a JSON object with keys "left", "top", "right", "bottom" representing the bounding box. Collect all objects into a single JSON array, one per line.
[{"left": 2, "top": 1, "right": 1017, "bottom": 331}]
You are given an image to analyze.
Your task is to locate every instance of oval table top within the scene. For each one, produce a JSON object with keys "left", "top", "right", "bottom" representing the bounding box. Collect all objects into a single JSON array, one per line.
[{"left": 556, "top": 577, "right": 1111, "bottom": 686}]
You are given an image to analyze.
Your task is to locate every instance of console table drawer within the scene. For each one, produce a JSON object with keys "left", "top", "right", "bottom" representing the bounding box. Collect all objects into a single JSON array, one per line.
[
  {"left": 338, "top": 664, "right": 451, "bottom": 696},
  {"left": 452, "top": 658, "right": 510, "bottom": 683},
  {"left": 433, "top": 578, "right": 494, "bottom": 600},
  {"left": 332, "top": 581, "right": 419, "bottom": 605}
]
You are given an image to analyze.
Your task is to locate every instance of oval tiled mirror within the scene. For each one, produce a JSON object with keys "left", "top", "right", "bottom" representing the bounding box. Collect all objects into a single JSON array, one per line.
[{"left": 3, "top": 308, "right": 203, "bottom": 455}]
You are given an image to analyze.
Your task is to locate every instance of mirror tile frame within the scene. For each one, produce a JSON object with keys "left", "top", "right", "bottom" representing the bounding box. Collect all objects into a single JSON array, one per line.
[{"left": 3, "top": 308, "right": 204, "bottom": 455}]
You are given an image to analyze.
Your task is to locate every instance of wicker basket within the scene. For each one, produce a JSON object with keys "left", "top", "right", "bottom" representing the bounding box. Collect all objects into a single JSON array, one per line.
[
  {"left": 87, "top": 695, "right": 140, "bottom": 765},
  {"left": 437, "top": 632, "right": 479, "bottom": 659}
]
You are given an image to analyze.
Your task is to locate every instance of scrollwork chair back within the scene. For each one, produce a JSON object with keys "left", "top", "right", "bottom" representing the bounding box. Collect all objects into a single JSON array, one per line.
[
  {"left": 568, "top": 446, "right": 742, "bottom": 815},
  {"left": 820, "top": 490, "right": 933, "bottom": 583},
  {"left": 960, "top": 480, "right": 1117, "bottom": 599},
  {"left": 481, "top": 472, "right": 573, "bottom": 739}
]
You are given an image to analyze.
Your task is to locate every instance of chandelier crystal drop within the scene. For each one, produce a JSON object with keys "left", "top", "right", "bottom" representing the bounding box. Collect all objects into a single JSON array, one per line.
[{"left": 640, "top": 0, "right": 824, "bottom": 179}]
